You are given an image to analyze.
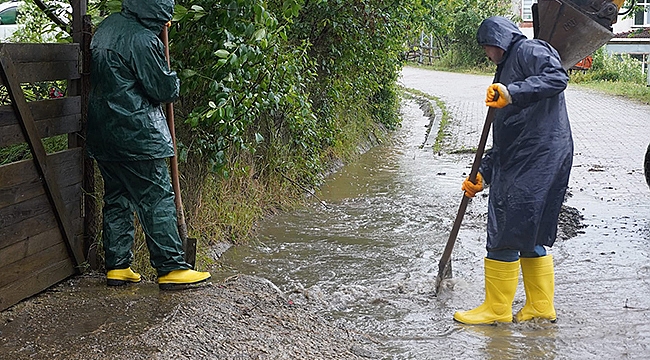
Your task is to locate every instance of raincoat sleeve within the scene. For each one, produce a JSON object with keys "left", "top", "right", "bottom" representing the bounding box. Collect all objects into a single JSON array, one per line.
[
  {"left": 505, "top": 41, "right": 567, "bottom": 106},
  {"left": 131, "top": 35, "right": 180, "bottom": 104},
  {"left": 479, "top": 148, "right": 494, "bottom": 185}
]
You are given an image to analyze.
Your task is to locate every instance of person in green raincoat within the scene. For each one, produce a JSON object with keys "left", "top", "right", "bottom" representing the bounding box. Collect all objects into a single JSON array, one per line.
[{"left": 87, "top": 0, "right": 210, "bottom": 289}]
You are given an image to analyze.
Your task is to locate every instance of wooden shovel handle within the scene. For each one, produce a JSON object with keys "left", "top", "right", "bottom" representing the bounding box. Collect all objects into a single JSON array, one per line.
[
  {"left": 159, "top": 25, "right": 188, "bottom": 241},
  {"left": 435, "top": 106, "right": 496, "bottom": 294}
]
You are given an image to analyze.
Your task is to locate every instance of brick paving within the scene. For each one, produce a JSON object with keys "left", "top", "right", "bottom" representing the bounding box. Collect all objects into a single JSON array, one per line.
[{"left": 400, "top": 66, "right": 650, "bottom": 207}]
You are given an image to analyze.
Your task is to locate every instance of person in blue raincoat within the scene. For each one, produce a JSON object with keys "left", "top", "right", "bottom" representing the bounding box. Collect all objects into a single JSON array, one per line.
[
  {"left": 87, "top": 0, "right": 211, "bottom": 289},
  {"left": 454, "top": 16, "right": 572, "bottom": 324}
]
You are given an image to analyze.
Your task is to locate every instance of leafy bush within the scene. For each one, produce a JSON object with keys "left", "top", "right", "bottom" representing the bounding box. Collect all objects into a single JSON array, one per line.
[
  {"left": 572, "top": 47, "right": 645, "bottom": 84},
  {"left": 172, "top": 0, "right": 413, "bottom": 180},
  {"left": 432, "top": 0, "right": 514, "bottom": 68},
  {"left": 11, "top": 0, "right": 72, "bottom": 43}
]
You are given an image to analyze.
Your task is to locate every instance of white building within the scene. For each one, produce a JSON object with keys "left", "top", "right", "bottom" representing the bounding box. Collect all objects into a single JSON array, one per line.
[{"left": 514, "top": 0, "right": 647, "bottom": 35}]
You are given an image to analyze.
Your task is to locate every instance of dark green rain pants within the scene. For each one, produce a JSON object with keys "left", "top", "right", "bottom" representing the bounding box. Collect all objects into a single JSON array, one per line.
[{"left": 97, "top": 159, "right": 189, "bottom": 275}]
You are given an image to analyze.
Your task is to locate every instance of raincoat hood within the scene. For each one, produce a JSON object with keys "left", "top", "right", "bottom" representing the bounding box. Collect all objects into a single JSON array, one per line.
[
  {"left": 122, "top": 0, "right": 174, "bottom": 32},
  {"left": 476, "top": 17, "right": 527, "bottom": 53}
]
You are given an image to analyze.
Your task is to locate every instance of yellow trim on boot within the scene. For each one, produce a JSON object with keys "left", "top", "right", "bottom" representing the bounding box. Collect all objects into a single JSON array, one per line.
[
  {"left": 158, "top": 269, "right": 211, "bottom": 290},
  {"left": 454, "top": 258, "right": 520, "bottom": 325},
  {"left": 515, "top": 255, "right": 556, "bottom": 322},
  {"left": 106, "top": 268, "right": 141, "bottom": 286}
]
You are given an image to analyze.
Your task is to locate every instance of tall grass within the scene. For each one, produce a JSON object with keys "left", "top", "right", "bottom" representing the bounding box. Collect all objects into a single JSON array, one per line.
[{"left": 569, "top": 47, "right": 650, "bottom": 104}]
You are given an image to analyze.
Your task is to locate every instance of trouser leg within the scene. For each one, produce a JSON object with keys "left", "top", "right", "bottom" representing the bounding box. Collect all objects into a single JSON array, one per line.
[
  {"left": 97, "top": 161, "right": 136, "bottom": 270},
  {"left": 97, "top": 160, "right": 189, "bottom": 275},
  {"left": 129, "top": 159, "right": 189, "bottom": 275},
  {"left": 487, "top": 244, "right": 547, "bottom": 261}
]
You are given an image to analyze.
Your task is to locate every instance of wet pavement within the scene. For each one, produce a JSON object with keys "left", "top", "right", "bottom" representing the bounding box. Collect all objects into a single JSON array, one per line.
[{"left": 398, "top": 67, "right": 650, "bottom": 358}]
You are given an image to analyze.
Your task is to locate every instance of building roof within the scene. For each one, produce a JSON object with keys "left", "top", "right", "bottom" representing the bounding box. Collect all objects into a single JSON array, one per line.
[{"left": 614, "top": 28, "right": 650, "bottom": 38}]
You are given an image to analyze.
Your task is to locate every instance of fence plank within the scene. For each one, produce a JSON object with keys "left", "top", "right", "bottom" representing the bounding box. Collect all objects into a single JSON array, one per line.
[
  {"left": 0, "top": 115, "right": 81, "bottom": 148},
  {"left": 1, "top": 43, "right": 80, "bottom": 62},
  {"left": 0, "top": 225, "right": 83, "bottom": 270},
  {"left": 0, "top": 96, "right": 82, "bottom": 127},
  {"left": 9, "top": 61, "right": 81, "bottom": 83},
  {"left": 0, "top": 148, "right": 83, "bottom": 205},
  {"left": 0, "top": 174, "right": 81, "bottom": 211},
  {"left": 0, "top": 97, "right": 82, "bottom": 148},
  {"left": 0, "top": 184, "right": 82, "bottom": 250},
  {"left": 0, "top": 212, "right": 83, "bottom": 253},
  {"left": 0, "top": 240, "right": 71, "bottom": 289},
  {"left": 0, "top": 44, "right": 81, "bottom": 85},
  {"left": 0, "top": 256, "right": 74, "bottom": 311}
]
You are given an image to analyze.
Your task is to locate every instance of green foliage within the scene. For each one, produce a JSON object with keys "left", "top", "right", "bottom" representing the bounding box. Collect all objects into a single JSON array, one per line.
[
  {"left": 427, "top": 0, "right": 514, "bottom": 68},
  {"left": 571, "top": 47, "right": 645, "bottom": 84},
  {"left": 167, "top": 0, "right": 432, "bottom": 244},
  {"left": 11, "top": 0, "right": 71, "bottom": 43},
  {"left": 569, "top": 47, "right": 650, "bottom": 105},
  {"left": 285, "top": 0, "right": 408, "bottom": 132},
  {"left": 172, "top": 0, "right": 421, "bottom": 184},
  {"left": 172, "top": 1, "right": 318, "bottom": 180}
]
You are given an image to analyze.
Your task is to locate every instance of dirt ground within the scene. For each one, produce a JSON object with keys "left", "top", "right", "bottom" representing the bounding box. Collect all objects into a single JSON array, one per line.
[{"left": 0, "top": 273, "right": 384, "bottom": 360}]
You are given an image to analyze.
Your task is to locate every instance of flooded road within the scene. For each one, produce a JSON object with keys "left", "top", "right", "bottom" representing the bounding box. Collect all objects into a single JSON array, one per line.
[{"left": 219, "top": 68, "right": 650, "bottom": 359}]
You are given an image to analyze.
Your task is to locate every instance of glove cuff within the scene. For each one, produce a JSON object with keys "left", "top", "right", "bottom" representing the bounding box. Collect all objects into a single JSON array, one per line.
[{"left": 497, "top": 83, "right": 512, "bottom": 105}]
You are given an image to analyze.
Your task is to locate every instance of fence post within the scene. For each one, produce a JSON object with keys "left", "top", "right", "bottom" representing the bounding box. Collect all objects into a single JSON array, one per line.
[
  {"left": 428, "top": 34, "right": 433, "bottom": 65},
  {"left": 419, "top": 31, "right": 424, "bottom": 64}
]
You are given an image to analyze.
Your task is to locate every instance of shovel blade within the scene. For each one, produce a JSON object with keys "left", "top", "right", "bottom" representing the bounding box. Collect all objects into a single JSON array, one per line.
[
  {"left": 535, "top": 0, "right": 614, "bottom": 70},
  {"left": 434, "top": 259, "right": 453, "bottom": 295},
  {"left": 184, "top": 237, "right": 197, "bottom": 269}
]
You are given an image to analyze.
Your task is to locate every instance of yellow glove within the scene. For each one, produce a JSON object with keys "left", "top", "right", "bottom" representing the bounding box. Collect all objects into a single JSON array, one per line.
[
  {"left": 485, "top": 83, "right": 512, "bottom": 108},
  {"left": 461, "top": 172, "right": 483, "bottom": 198}
]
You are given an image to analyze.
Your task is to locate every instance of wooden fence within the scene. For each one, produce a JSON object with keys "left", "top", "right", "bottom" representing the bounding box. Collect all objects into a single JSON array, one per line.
[
  {"left": 404, "top": 32, "right": 440, "bottom": 65},
  {"left": 0, "top": 42, "right": 88, "bottom": 311}
]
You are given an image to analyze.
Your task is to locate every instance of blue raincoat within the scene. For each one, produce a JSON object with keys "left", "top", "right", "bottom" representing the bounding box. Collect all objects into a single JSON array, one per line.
[{"left": 476, "top": 17, "right": 573, "bottom": 252}]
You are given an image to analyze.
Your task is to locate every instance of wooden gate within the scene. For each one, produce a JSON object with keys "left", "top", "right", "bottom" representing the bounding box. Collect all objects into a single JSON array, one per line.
[{"left": 0, "top": 43, "right": 88, "bottom": 311}]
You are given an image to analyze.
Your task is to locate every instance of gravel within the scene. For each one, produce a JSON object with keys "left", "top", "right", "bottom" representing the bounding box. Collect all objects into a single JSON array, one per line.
[{"left": 0, "top": 274, "right": 383, "bottom": 360}]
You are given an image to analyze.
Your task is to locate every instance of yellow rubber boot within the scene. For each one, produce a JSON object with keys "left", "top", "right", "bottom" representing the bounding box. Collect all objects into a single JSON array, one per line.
[
  {"left": 515, "top": 255, "right": 556, "bottom": 322},
  {"left": 106, "top": 268, "right": 142, "bottom": 286},
  {"left": 454, "top": 258, "right": 520, "bottom": 324},
  {"left": 158, "top": 269, "right": 211, "bottom": 290}
]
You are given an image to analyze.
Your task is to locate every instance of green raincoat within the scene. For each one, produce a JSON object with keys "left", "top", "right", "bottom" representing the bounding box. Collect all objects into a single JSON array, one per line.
[
  {"left": 87, "top": 0, "right": 189, "bottom": 274},
  {"left": 87, "top": 0, "right": 179, "bottom": 161}
]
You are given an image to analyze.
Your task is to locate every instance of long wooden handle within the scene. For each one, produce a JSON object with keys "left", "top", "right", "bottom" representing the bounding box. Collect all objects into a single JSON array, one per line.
[
  {"left": 160, "top": 25, "right": 188, "bottom": 241},
  {"left": 435, "top": 106, "right": 496, "bottom": 294}
]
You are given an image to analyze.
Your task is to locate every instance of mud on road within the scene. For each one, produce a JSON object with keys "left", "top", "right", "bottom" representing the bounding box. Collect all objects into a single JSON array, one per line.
[{"left": 0, "top": 274, "right": 383, "bottom": 360}]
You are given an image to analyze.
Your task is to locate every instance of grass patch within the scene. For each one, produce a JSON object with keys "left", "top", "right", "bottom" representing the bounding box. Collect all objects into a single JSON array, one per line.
[
  {"left": 0, "top": 134, "right": 68, "bottom": 165},
  {"left": 569, "top": 79, "right": 650, "bottom": 105}
]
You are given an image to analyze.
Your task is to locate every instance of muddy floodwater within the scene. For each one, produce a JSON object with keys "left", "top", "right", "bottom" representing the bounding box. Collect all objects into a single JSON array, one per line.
[{"left": 219, "top": 68, "right": 650, "bottom": 359}]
